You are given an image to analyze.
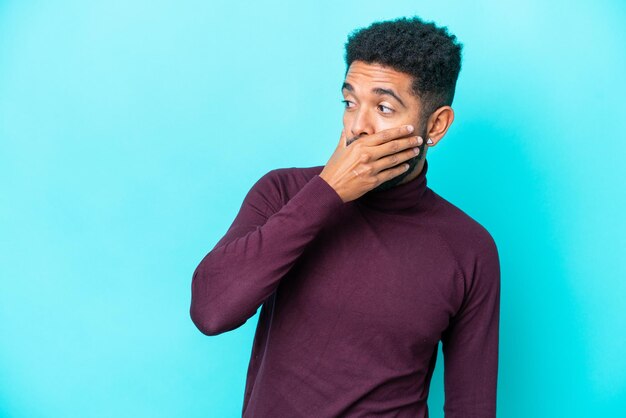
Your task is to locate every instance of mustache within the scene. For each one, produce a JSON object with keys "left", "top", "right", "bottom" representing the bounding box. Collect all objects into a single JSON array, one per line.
[{"left": 346, "top": 134, "right": 362, "bottom": 146}]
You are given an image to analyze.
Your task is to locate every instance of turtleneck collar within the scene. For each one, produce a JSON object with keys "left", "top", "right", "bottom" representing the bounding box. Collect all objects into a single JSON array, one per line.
[{"left": 355, "top": 158, "right": 429, "bottom": 213}]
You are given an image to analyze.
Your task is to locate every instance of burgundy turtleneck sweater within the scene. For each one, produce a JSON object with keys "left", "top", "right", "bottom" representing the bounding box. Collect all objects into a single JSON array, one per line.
[{"left": 190, "top": 159, "right": 500, "bottom": 417}]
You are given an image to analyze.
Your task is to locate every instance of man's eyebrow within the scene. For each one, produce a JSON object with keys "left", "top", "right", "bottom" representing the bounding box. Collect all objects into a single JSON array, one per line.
[
  {"left": 341, "top": 82, "right": 407, "bottom": 108},
  {"left": 372, "top": 87, "right": 406, "bottom": 108}
]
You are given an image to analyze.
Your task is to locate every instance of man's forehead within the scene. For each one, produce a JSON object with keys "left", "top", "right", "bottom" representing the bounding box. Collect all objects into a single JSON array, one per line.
[{"left": 344, "top": 61, "right": 412, "bottom": 92}]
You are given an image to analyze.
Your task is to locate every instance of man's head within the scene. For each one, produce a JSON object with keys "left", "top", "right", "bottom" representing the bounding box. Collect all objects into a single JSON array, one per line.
[{"left": 341, "top": 16, "right": 463, "bottom": 190}]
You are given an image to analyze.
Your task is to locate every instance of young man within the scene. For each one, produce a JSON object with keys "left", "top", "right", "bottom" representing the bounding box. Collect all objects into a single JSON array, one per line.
[{"left": 190, "top": 16, "right": 500, "bottom": 418}]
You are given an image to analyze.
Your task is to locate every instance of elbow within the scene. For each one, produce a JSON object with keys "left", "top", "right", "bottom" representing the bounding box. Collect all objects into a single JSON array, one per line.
[
  {"left": 190, "top": 265, "right": 226, "bottom": 336},
  {"left": 189, "top": 263, "right": 252, "bottom": 336},
  {"left": 190, "top": 305, "right": 224, "bottom": 336},
  {"left": 189, "top": 285, "right": 239, "bottom": 336},
  {"left": 190, "top": 302, "right": 247, "bottom": 336}
]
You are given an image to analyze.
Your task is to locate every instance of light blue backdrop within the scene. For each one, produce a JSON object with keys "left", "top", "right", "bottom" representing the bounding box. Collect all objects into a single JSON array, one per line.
[{"left": 1, "top": 1, "right": 625, "bottom": 417}]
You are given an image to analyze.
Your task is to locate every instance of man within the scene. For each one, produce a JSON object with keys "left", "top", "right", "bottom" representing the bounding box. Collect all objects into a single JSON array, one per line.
[{"left": 190, "top": 16, "right": 500, "bottom": 418}]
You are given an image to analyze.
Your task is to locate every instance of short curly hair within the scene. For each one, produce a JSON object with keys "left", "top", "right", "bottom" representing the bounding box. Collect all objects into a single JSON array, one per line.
[{"left": 344, "top": 16, "right": 463, "bottom": 126}]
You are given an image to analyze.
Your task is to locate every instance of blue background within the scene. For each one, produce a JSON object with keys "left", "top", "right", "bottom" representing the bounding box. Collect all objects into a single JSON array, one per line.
[{"left": 1, "top": 1, "right": 625, "bottom": 417}]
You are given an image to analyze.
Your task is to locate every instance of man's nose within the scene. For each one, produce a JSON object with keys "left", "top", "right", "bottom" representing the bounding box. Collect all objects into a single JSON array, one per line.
[{"left": 350, "top": 108, "right": 375, "bottom": 139}]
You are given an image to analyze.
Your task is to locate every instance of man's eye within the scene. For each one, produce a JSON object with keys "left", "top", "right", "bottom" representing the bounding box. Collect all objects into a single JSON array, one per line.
[
  {"left": 378, "top": 104, "right": 394, "bottom": 114},
  {"left": 341, "top": 100, "right": 355, "bottom": 109}
]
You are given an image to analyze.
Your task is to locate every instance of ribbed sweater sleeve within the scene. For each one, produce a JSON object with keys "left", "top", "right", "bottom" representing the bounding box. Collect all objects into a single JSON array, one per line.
[
  {"left": 190, "top": 170, "right": 345, "bottom": 336},
  {"left": 441, "top": 233, "right": 501, "bottom": 418}
]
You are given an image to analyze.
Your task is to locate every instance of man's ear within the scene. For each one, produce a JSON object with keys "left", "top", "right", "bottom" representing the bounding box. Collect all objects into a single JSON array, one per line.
[{"left": 425, "top": 106, "right": 454, "bottom": 146}]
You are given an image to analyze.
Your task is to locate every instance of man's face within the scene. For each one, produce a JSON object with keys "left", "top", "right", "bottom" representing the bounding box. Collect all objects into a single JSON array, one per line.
[{"left": 341, "top": 60, "right": 426, "bottom": 191}]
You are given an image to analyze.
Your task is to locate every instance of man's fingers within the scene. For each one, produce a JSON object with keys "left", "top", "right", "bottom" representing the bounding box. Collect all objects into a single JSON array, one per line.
[
  {"left": 377, "top": 161, "right": 411, "bottom": 184},
  {"left": 368, "top": 124, "right": 414, "bottom": 145},
  {"left": 372, "top": 135, "right": 422, "bottom": 161}
]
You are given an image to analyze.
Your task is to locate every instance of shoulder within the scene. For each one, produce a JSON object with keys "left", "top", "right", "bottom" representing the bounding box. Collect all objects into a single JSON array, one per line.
[
  {"left": 427, "top": 191, "right": 500, "bottom": 313},
  {"left": 428, "top": 189, "right": 499, "bottom": 267},
  {"left": 255, "top": 165, "right": 323, "bottom": 191},
  {"left": 248, "top": 165, "right": 325, "bottom": 206},
  {"left": 265, "top": 164, "right": 322, "bottom": 181}
]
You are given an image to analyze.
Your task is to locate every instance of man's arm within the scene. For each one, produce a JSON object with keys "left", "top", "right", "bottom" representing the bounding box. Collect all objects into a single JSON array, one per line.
[
  {"left": 189, "top": 169, "right": 344, "bottom": 336},
  {"left": 441, "top": 233, "right": 501, "bottom": 417},
  {"left": 190, "top": 126, "right": 419, "bottom": 337}
]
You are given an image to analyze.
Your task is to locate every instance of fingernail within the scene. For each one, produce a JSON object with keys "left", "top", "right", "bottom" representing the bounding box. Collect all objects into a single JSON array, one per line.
[
  {"left": 417, "top": 136, "right": 423, "bottom": 144},
  {"left": 413, "top": 147, "right": 420, "bottom": 155},
  {"left": 407, "top": 125, "right": 414, "bottom": 133}
]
